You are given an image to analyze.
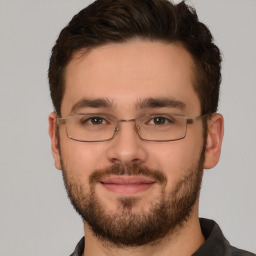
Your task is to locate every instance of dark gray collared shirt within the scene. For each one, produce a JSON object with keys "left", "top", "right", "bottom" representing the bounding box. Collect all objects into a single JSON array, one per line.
[{"left": 70, "top": 218, "right": 255, "bottom": 256}]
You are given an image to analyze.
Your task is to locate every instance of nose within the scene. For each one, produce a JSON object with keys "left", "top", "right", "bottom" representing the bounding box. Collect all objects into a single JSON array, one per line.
[{"left": 106, "top": 121, "right": 148, "bottom": 165}]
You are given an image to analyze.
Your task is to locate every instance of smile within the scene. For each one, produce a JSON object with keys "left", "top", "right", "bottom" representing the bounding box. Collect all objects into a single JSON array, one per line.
[{"left": 100, "top": 175, "right": 156, "bottom": 195}]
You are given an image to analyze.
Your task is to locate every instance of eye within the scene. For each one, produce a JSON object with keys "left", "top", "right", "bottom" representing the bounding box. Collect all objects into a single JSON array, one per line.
[
  {"left": 80, "top": 116, "right": 107, "bottom": 125},
  {"left": 89, "top": 116, "right": 106, "bottom": 125},
  {"left": 148, "top": 116, "right": 173, "bottom": 125},
  {"left": 153, "top": 116, "right": 166, "bottom": 125}
]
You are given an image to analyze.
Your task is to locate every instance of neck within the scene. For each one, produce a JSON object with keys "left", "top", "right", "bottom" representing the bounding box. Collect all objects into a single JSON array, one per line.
[{"left": 82, "top": 207, "right": 204, "bottom": 256}]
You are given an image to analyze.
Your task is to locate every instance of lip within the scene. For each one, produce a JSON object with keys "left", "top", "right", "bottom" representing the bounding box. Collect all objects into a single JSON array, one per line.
[{"left": 100, "top": 175, "right": 156, "bottom": 195}]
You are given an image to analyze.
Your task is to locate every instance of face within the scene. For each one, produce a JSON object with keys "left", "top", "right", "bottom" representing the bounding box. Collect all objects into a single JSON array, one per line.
[{"left": 49, "top": 40, "right": 221, "bottom": 246}]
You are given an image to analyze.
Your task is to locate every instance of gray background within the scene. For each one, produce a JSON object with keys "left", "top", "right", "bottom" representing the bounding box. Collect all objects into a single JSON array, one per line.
[{"left": 0, "top": 0, "right": 255, "bottom": 255}]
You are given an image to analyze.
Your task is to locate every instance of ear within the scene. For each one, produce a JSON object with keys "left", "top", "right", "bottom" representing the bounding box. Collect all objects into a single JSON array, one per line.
[
  {"left": 204, "top": 113, "right": 224, "bottom": 169},
  {"left": 48, "top": 112, "right": 62, "bottom": 170}
]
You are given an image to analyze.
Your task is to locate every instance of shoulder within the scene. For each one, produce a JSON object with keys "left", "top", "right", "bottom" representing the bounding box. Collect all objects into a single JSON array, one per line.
[
  {"left": 193, "top": 218, "right": 255, "bottom": 256},
  {"left": 230, "top": 246, "right": 256, "bottom": 256}
]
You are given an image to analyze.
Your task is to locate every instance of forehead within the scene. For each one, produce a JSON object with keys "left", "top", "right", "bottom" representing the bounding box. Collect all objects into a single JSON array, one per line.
[{"left": 62, "top": 39, "right": 200, "bottom": 116}]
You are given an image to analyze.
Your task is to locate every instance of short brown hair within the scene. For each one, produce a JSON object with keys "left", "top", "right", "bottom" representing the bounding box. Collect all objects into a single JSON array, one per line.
[{"left": 48, "top": 0, "right": 222, "bottom": 115}]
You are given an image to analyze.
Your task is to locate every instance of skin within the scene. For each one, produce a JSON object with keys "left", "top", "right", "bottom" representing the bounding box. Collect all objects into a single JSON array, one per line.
[{"left": 49, "top": 39, "right": 224, "bottom": 256}]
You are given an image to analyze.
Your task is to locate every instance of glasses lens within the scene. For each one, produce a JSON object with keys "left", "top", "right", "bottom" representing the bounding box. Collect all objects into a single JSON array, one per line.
[
  {"left": 66, "top": 114, "right": 117, "bottom": 141},
  {"left": 137, "top": 114, "right": 187, "bottom": 141}
]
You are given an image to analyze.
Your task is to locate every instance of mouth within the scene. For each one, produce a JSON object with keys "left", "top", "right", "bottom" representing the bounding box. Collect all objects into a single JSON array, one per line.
[{"left": 100, "top": 175, "right": 156, "bottom": 195}]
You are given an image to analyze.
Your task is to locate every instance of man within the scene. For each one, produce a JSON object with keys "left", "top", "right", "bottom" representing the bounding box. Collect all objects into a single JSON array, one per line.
[{"left": 48, "top": 0, "right": 255, "bottom": 255}]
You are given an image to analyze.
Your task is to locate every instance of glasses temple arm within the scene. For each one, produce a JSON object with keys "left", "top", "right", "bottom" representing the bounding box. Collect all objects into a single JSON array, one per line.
[
  {"left": 56, "top": 118, "right": 66, "bottom": 125},
  {"left": 187, "top": 113, "right": 212, "bottom": 124}
]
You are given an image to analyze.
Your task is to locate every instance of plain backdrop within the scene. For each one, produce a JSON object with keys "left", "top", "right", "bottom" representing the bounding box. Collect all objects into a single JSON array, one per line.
[{"left": 0, "top": 0, "right": 255, "bottom": 255}]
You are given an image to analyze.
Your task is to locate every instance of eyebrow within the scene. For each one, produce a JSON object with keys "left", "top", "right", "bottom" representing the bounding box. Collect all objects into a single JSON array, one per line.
[
  {"left": 70, "top": 98, "right": 114, "bottom": 113},
  {"left": 70, "top": 97, "right": 185, "bottom": 114},
  {"left": 136, "top": 97, "right": 185, "bottom": 110}
]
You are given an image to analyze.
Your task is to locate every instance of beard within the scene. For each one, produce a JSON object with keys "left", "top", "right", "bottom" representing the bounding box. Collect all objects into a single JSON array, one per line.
[{"left": 61, "top": 148, "right": 205, "bottom": 247}]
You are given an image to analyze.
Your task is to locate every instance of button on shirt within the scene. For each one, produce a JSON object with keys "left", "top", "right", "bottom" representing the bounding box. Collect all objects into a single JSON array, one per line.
[{"left": 70, "top": 218, "right": 255, "bottom": 256}]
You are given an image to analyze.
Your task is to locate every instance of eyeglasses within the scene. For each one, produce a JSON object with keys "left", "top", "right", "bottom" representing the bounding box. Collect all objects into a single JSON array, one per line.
[{"left": 56, "top": 113, "right": 209, "bottom": 142}]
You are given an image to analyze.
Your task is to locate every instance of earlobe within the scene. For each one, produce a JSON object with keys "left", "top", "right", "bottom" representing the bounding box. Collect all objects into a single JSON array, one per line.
[
  {"left": 48, "top": 112, "right": 62, "bottom": 170},
  {"left": 204, "top": 113, "right": 224, "bottom": 169}
]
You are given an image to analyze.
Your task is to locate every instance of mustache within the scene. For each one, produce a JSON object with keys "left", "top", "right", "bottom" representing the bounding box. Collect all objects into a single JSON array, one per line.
[{"left": 89, "top": 163, "right": 167, "bottom": 185}]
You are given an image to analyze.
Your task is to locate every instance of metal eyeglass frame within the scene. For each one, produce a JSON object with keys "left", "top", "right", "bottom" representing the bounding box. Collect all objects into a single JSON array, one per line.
[{"left": 56, "top": 113, "right": 211, "bottom": 142}]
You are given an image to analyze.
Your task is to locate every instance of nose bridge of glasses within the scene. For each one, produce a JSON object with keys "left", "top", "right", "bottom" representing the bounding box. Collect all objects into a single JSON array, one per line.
[
  {"left": 114, "top": 118, "right": 140, "bottom": 132},
  {"left": 119, "top": 118, "right": 136, "bottom": 123}
]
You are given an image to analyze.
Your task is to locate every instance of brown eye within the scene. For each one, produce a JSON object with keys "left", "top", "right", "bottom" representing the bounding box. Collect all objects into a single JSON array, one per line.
[
  {"left": 80, "top": 116, "right": 106, "bottom": 125},
  {"left": 90, "top": 117, "right": 105, "bottom": 124},
  {"left": 153, "top": 116, "right": 167, "bottom": 125}
]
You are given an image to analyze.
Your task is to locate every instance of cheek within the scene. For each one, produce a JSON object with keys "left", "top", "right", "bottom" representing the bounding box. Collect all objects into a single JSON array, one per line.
[
  {"left": 59, "top": 133, "right": 109, "bottom": 181},
  {"left": 147, "top": 133, "right": 204, "bottom": 184}
]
